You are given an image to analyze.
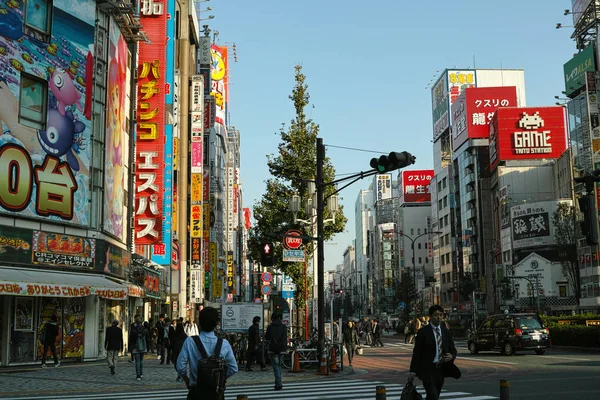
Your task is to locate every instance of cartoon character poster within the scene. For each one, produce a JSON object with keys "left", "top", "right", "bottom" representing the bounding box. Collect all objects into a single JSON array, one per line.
[
  {"left": 103, "top": 20, "right": 127, "bottom": 239},
  {"left": 37, "top": 297, "right": 85, "bottom": 359},
  {"left": 0, "top": 0, "right": 94, "bottom": 225}
]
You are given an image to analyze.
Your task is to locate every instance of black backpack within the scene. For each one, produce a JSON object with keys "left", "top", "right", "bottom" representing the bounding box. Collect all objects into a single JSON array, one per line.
[{"left": 192, "top": 336, "right": 227, "bottom": 393}]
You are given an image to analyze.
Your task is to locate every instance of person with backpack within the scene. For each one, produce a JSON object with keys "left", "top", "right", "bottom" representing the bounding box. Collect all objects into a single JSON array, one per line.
[
  {"left": 176, "top": 307, "right": 238, "bottom": 400},
  {"left": 40, "top": 314, "right": 60, "bottom": 368},
  {"left": 265, "top": 313, "right": 288, "bottom": 391},
  {"left": 128, "top": 315, "right": 149, "bottom": 381}
]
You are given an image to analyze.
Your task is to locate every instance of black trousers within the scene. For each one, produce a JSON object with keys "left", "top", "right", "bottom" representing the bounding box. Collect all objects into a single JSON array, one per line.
[
  {"left": 422, "top": 365, "right": 445, "bottom": 400},
  {"left": 373, "top": 335, "right": 384, "bottom": 346},
  {"left": 246, "top": 346, "right": 265, "bottom": 369},
  {"left": 187, "top": 385, "right": 223, "bottom": 400},
  {"left": 41, "top": 342, "right": 58, "bottom": 364}
]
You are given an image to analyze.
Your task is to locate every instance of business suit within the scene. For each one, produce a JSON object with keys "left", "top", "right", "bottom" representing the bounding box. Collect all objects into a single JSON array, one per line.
[{"left": 409, "top": 323, "right": 461, "bottom": 399}]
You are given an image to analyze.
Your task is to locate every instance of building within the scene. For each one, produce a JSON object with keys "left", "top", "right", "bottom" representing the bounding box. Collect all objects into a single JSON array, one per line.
[{"left": 354, "top": 188, "right": 373, "bottom": 317}]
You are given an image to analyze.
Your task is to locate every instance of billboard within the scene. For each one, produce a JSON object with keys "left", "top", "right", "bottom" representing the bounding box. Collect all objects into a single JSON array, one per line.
[
  {"left": 448, "top": 70, "right": 476, "bottom": 105},
  {"left": 432, "top": 74, "right": 449, "bottom": 141},
  {"left": 134, "top": 6, "right": 167, "bottom": 244},
  {"left": 563, "top": 45, "right": 595, "bottom": 97},
  {"left": 376, "top": 174, "right": 392, "bottom": 201},
  {"left": 210, "top": 45, "right": 228, "bottom": 126},
  {"left": 489, "top": 107, "right": 568, "bottom": 171},
  {"left": 0, "top": 0, "right": 95, "bottom": 225},
  {"left": 399, "top": 170, "right": 433, "bottom": 205},
  {"left": 451, "top": 86, "right": 518, "bottom": 151},
  {"left": 511, "top": 200, "right": 571, "bottom": 250},
  {"left": 571, "top": 0, "right": 593, "bottom": 26}
]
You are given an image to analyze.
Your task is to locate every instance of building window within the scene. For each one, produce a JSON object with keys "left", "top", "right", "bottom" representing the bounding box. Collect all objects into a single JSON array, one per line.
[
  {"left": 418, "top": 243, "right": 422, "bottom": 249},
  {"left": 24, "top": 0, "right": 53, "bottom": 42},
  {"left": 439, "top": 218, "right": 443, "bottom": 228},
  {"left": 442, "top": 177, "right": 447, "bottom": 189},
  {"left": 417, "top": 228, "right": 421, "bottom": 235},
  {"left": 19, "top": 73, "right": 48, "bottom": 130},
  {"left": 559, "top": 285, "right": 567, "bottom": 297},
  {"left": 439, "top": 199, "right": 443, "bottom": 209},
  {"left": 438, "top": 181, "right": 442, "bottom": 193},
  {"left": 443, "top": 196, "right": 448, "bottom": 207},
  {"left": 444, "top": 215, "right": 449, "bottom": 225},
  {"left": 418, "top": 257, "right": 422, "bottom": 264},
  {"left": 411, "top": 229, "right": 414, "bottom": 236}
]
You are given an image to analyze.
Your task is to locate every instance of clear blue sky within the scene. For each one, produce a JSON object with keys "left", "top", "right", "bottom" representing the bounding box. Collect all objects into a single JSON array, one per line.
[{"left": 211, "top": 0, "right": 575, "bottom": 269}]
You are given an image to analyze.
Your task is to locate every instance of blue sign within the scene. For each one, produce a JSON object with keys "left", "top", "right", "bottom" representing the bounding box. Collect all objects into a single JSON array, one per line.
[
  {"left": 282, "top": 249, "right": 305, "bottom": 262},
  {"left": 261, "top": 285, "right": 272, "bottom": 295},
  {"left": 398, "top": 301, "right": 407, "bottom": 310},
  {"left": 282, "top": 291, "right": 294, "bottom": 299}
]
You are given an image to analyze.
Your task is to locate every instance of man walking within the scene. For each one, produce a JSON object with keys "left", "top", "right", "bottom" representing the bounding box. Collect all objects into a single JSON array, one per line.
[
  {"left": 176, "top": 307, "right": 238, "bottom": 400},
  {"left": 265, "top": 313, "right": 287, "bottom": 391},
  {"left": 343, "top": 321, "right": 359, "bottom": 366},
  {"left": 155, "top": 314, "right": 165, "bottom": 360},
  {"left": 129, "top": 315, "right": 149, "bottom": 381},
  {"left": 246, "top": 316, "right": 266, "bottom": 371},
  {"left": 105, "top": 319, "right": 123, "bottom": 375},
  {"left": 40, "top": 315, "right": 60, "bottom": 368},
  {"left": 372, "top": 319, "right": 384, "bottom": 347},
  {"left": 409, "top": 305, "right": 461, "bottom": 400}
]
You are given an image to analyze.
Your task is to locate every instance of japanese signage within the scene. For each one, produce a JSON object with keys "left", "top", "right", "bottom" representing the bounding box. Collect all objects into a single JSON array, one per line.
[
  {"left": 31, "top": 231, "right": 95, "bottom": 269},
  {"left": 190, "top": 75, "right": 204, "bottom": 141},
  {"left": 191, "top": 142, "right": 203, "bottom": 173},
  {"left": 564, "top": 45, "right": 595, "bottom": 97},
  {"left": 432, "top": 73, "right": 449, "bottom": 141},
  {"left": 227, "top": 166, "right": 235, "bottom": 248},
  {"left": 376, "top": 174, "right": 392, "bottom": 201},
  {"left": 190, "top": 269, "right": 202, "bottom": 304},
  {"left": 128, "top": 284, "right": 145, "bottom": 298},
  {"left": 190, "top": 237, "right": 202, "bottom": 270},
  {"left": 190, "top": 205, "right": 202, "bottom": 238},
  {"left": 399, "top": 169, "right": 433, "bottom": 205},
  {"left": 143, "top": 268, "right": 160, "bottom": 298},
  {"left": 135, "top": 9, "right": 167, "bottom": 244},
  {"left": 221, "top": 303, "right": 264, "bottom": 332},
  {"left": 210, "top": 242, "right": 220, "bottom": 296},
  {"left": 451, "top": 86, "right": 518, "bottom": 152},
  {"left": 227, "top": 252, "right": 234, "bottom": 291},
  {"left": 510, "top": 200, "right": 569, "bottom": 250},
  {"left": 0, "top": 281, "right": 126, "bottom": 299},
  {"left": 96, "top": 241, "right": 130, "bottom": 279},
  {"left": 489, "top": 107, "right": 567, "bottom": 171},
  {"left": 191, "top": 174, "right": 203, "bottom": 203},
  {"left": 140, "top": 0, "right": 164, "bottom": 15},
  {"left": 211, "top": 45, "right": 228, "bottom": 126},
  {"left": 198, "top": 36, "right": 212, "bottom": 67}
]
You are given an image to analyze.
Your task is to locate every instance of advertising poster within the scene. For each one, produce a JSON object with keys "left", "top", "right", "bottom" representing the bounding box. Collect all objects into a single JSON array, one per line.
[
  {"left": 103, "top": 18, "right": 128, "bottom": 240},
  {"left": 431, "top": 74, "right": 449, "bottom": 141},
  {"left": 0, "top": 0, "right": 94, "bottom": 225},
  {"left": 96, "top": 241, "right": 130, "bottom": 279},
  {"left": 211, "top": 45, "right": 228, "bottom": 126},
  {"left": 376, "top": 174, "right": 392, "bottom": 201},
  {"left": 0, "top": 225, "right": 32, "bottom": 265},
  {"left": 15, "top": 297, "right": 34, "bottom": 331},
  {"left": 563, "top": 45, "right": 595, "bottom": 97},
  {"left": 32, "top": 230, "right": 95, "bottom": 269},
  {"left": 37, "top": 297, "right": 85, "bottom": 359},
  {"left": 143, "top": 268, "right": 160, "bottom": 298},
  {"left": 447, "top": 70, "right": 475, "bottom": 105},
  {"left": 399, "top": 170, "right": 434, "bottom": 205},
  {"left": 510, "top": 200, "right": 570, "bottom": 249}
]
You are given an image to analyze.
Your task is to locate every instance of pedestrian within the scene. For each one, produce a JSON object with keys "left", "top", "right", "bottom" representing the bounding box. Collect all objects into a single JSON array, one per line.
[
  {"left": 246, "top": 316, "right": 266, "bottom": 371},
  {"left": 147, "top": 318, "right": 155, "bottom": 354},
  {"left": 409, "top": 305, "right": 461, "bottom": 400},
  {"left": 372, "top": 319, "right": 384, "bottom": 347},
  {"left": 176, "top": 307, "right": 238, "bottom": 400},
  {"left": 40, "top": 314, "right": 60, "bottom": 368},
  {"left": 160, "top": 317, "right": 172, "bottom": 364},
  {"left": 104, "top": 319, "right": 123, "bottom": 375},
  {"left": 171, "top": 320, "right": 188, "bottom": 382},
  {"left": 265, "top": 313, "right": 287, "bottom": 391},
  {"left": 185, "top": 319, "right": 199, "bottom": 336},
  {"left": 342, "top": 321, "right": 359, "bottom": 366},
  {"left": 155, "top": 314, "right": 165, "bottom": 360},
  {"left": 128, "top": 315, "right": 149, "bottom": 381}
]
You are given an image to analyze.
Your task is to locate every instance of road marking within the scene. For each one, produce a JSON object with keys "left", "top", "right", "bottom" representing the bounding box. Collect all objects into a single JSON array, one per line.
[
  {"left": 459, "top": 357, "right": 517, "bottom": 365},
  {"left": 542, "top": 355, "right": 592, "bottom": 361}
]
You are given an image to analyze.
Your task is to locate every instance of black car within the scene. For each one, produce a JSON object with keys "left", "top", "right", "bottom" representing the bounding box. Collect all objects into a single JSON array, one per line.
[{"left": 467, "top": 313, "right": 551, "bottom": 355}]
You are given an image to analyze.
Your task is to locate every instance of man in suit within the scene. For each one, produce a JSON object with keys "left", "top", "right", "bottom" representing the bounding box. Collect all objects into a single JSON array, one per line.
[
  {"left": 409, "top": 305, "right": 461, "bottom": 400},
  {"left": 105, "top": 319, "right": 123, "bottom": 375}
]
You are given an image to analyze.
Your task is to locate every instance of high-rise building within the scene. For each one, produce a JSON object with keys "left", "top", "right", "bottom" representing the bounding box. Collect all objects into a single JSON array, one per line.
[{"left": 354, "top": 189, "right": 373, "bottom": 316}]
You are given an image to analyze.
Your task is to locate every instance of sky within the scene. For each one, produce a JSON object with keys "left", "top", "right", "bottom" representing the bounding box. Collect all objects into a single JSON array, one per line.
[{"left": 209, "top": 0, "right": 576, "bottom": 270}]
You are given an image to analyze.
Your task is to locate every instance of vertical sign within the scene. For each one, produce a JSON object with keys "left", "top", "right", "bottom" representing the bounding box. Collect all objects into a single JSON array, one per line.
[{"left": 135, "top": 3, "right": 167, "bottom": 244}]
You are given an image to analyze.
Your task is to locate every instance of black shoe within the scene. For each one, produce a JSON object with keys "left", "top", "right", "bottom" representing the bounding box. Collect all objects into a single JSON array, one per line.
[
  {"left": 246, "top": 368, "right": 253, "bottom": 371},
  {"left": 110, "top": 366, "right": 115, "bottom": 375},
  {"left": 160, "top": 361, "right": 164, "bottom": 365},
  {"left": 128, "top": 359, "right": 133, "bottom": 363},
  {"left": 274, "top": 386, "right": 283, "bottom": 391}
]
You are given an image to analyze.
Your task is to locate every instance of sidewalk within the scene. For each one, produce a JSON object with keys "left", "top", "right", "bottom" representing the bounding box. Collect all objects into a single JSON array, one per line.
[{"left": 0, "top": 355, "right": 354, "bottom": 398}]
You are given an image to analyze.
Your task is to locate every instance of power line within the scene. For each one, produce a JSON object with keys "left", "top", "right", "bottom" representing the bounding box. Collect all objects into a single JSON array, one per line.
[{"left": 325, "top": 144, "right": 386, "bottom": 154}]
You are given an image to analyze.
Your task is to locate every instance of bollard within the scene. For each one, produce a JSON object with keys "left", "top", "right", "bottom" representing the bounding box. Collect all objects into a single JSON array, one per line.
[
  {"left": 375, "top": 385, "right": 387, "bottom": 400},
  {"left": 237, "top": 395, "right": 248, "bottom": 400},
  {"left": 499, "top": 379, "right": 510, "bottom": 400}
]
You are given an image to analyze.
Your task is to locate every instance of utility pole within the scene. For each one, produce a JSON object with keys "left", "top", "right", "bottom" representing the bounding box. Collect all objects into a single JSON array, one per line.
[{"left": 316, "top": 137, "right": 325, "bottom": 354}]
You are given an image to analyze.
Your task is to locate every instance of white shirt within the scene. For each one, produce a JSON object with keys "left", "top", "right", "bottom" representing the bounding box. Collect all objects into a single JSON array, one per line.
[
  {"left": 185, "top": 323, "right": 199, "bottom": 336},
  {"left": 432, "top": 324, "right": 442, "bottom": 364}
]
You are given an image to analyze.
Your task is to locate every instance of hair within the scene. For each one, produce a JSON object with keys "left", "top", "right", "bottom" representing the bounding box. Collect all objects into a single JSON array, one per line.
[
  {"left": 112, "top": 319, "right": 119, "bottom": 327},
  {"left": 429, "top": 305, "right": 445, "bottom": 316},
  {"left": 179, "top": 317, "right": 184, "bottom": 323},
  {"left": 50, "top": 315, "right": 58, "bottom": 322},
  {"left": 175, "top": 322, "right": 185, "bottom": 336},
  {"left": 253, "top": 316, "right": 261, "bottom": 324},
  {"left": 164, "top": 317, "right": 171, "bottom": 324},
  {"left": 199, "top": 307, "right": 219, "bottom": 332},
  {"left": 159, "top": 314, "right": 165, "bottom": 319},
  {"left": 272, "top": 313, "right": 282, "bottom": 321},
  {"left": 134, "top": 315, "right": 143, "bottom": 324}
]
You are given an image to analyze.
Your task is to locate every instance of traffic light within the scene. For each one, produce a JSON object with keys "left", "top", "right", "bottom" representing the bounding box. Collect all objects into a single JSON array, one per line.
[
  {"left": 260, "top": 242, "right": 275, "bottom": 266},
  {"left": 370, "top": 151, "right": 416, "bottom": 173},
  {"left": 578, "top": 195, "right": 599, "bottom": 246}
]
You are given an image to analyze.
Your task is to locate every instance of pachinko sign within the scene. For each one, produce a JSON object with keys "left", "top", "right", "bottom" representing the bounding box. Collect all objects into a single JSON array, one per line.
[{"left": 134, "top": 5, "right": 167, "bottom": 244}]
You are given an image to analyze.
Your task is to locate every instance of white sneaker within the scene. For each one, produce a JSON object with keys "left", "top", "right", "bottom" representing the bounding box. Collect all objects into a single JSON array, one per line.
[
  {"left": 55, "top": 361, "right": 60, "bottom": 368},
  {"left": 41, "top": 364, "right": 47, "bottom": 369},
  {"left": 157, "top": 355, "right": 161, "bottom": 360}
]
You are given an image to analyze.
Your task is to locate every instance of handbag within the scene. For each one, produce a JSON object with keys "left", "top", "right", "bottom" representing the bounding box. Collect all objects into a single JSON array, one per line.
[
  {"left": 356, "top": 346, "right": 363, "bottom": 355},
  {"left": 400, "top": 377, "right": 423, "bottom": 400}
]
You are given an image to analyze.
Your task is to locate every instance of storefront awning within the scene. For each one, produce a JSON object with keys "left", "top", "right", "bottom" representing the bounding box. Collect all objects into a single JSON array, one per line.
[{"left": 0, "top": 267, "right": 128, "bottom": 300}]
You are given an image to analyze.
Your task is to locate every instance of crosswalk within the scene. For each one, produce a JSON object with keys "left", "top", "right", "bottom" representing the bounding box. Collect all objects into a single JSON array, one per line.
[{"left": 5, "top": 379, "right": 498, "bottom": 400}]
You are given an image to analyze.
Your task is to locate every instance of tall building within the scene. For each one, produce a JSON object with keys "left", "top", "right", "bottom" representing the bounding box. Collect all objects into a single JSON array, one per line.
[{"left": 354, "top": 188, "right": 373, "bottom": 316}]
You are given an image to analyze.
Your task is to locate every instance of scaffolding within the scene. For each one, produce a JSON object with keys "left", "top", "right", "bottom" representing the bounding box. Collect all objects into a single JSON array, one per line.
[{"left": 97, "top": 0, "right": 149, "bottom": 43}]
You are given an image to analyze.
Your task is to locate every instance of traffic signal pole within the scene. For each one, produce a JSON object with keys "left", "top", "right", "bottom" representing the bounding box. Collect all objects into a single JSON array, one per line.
[{"left": 316, "top": 137, "right": 326, "bottom": 356}]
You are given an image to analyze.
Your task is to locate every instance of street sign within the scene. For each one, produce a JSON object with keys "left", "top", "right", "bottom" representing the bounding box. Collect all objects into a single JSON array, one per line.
[
  {"left": 261, "top": 272, "right": 272, "bottom": 283},
  {"left": 283, "top": 230, "right": 303, "bottom": 250},
  {"left": 282, "top": 290, "right": 294, "bottom": 299},
  {"left": 398, "top": 301, "right": 406, "bottom": 310},
  {"left": 221, "top": 303, "right": 264, "bottom": 332},
  {"left": 283, "top": 249, "right": 305, "bottom": 262},
  {"left": 254, "top": 298, "right": 261, "bottom": 303},
  {"left": 261, "top": 285, "right": 272, "bottom": 295}
]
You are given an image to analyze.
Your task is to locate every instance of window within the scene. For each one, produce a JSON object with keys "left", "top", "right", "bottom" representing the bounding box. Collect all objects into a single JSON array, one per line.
[
  {"left": 443, "top": 196, "right": 448, "bottom": 207},
  {"left": 417, "top": 228, "right": 421, "bottom": 235},
  {"left": 425, "top": 257, "right": 429, "bottom": 264},
  {"left": 439, "top": 218, "right": 443, "bottom": 228},
  {"left": 418, "top": 257, "right": 422, "bottom": 264},
  {"left": 442, "top": 177, "right": 447, "bottom": 189},
  {"left": 19, "top": 73, "right": 48, "bottom": 130},
  {"left": 411, "top": 229, "right": 414, "bottom": 236},
  {"left": 24, "top": 0, "right": 53, "bottom": 42},
  {"left": 444, "top": 215, "right": 449, "bottom": 225},
  {"left": 559, "top": 285, "right": 567, "bottom": 297},
  {"left": 439, "top": 199, "right": 443, "bottom": 209},
  {"left": 418, "top": 243, "right": 422, "bottom": 249},
  {"left": 437, "top": 181, "right": 442, "bottom": 192}
]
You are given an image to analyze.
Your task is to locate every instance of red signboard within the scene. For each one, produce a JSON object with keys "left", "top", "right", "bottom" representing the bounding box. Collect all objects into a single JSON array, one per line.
[
  {"left": 134, "top": 5, "right": 167, "bottom": 244},
  {"left": 489, "top": 107, "right": 567, "bottom": 171},
  {"left": 452, "top": 86, "right": 518, "bottom": 152},
  {"left": 283, "top": 230, "right": 303, "bottom": 250},
  {"left": 399, "top": 170, "right": 434, "bottom": 205}
]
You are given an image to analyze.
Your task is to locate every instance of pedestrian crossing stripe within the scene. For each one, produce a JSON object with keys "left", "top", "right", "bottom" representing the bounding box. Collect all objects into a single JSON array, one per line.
[{"left": 5, "top": 379, "right": 498, "bottom": 400}]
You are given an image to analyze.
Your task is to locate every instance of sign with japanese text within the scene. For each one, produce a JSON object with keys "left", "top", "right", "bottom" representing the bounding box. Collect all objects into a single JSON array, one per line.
[
  {"left": 190, "top": 237, "right": 202, "bottom": 270},
  {"left": 431, "top": 73, "right": 449, "bottom": 141},
  {"left": 376, "top": 174, "right": 392, "bottom": 201},
  {"left": 191, "top": 141, "right": 203, "bottom": 173},
  {"left": 143, "top": 268, "right": 160, "bottom": 298},
  {"left": 563, "top": 45, "right": 595, "bottom": 97},
  {"left": 0, "top": 281, "right": 126, "bottom": 299},
  {"left": 191, "top": 174, "right": 202, "bottom": 203},
  {"left": 128, "top": 284, "right": 145, "bottom": 298},
  {"left": 135, "top": 10, "right": 167, "bottom": 244},
  {"left": 399, "top": 169, "right": 433, "bottom": 205},
  {"left": 190, "top": 204, "right": 202, "bottom": 238},
  {"left": 227, "top": 252, "right": 234, "bottom": 291},
  {"left": 198, "top": 36, "right": 212, "bottom": 66},
  {"left": 190, "top": 269, "right": 202, "bottom": 304},
  {"left": 190, "top": 76, "right": 204, "bottom": 142},
  {"left": 211, "top": 45, "right": 228, "bottom": 126},
  {"left": 32, "top": 231, "right": 95, "bottom": 269},
  {"left": 510, "top": 200, "right": 570, "bottom": 250},
  {"left": 451, "top": 86, "right": 518, "bottom": 151},
  {"left": 221, "top": 303, "right": 264, "bottom": 332},
  {"left": 489, "top": 107, "right": 567, "bottom": 171}
]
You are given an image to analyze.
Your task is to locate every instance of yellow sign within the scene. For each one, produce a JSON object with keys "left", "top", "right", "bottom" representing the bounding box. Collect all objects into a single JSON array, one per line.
[
  {"left": 203, "top": 204, "right": 210, "bottom": 238},
  {"left": 191, "top": 174, "right": 202, "bottom": 203},
  {"left": 173, "top": 138, "right": 179, "bottom": 170},
  {"left": 190, "top": 205, "right": 202, "bottom": 238}
]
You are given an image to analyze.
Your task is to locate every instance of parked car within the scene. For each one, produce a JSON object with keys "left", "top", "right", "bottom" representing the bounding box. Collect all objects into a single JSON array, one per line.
[{"left": 467, "top": 313, "right": 551, "bottom": 355}]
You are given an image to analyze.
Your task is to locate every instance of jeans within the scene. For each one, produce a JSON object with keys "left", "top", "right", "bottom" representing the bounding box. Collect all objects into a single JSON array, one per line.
[
  {"left": 187, "top": 385, "right": 223, "bottom": 400},
  {"left": 41, "top": 342, "right": 58, "bottom": 364},
  {"left": 270, "top": 353, "right": 283, "bottom": 388},
  {"left": 134, "top": 353, "right": 144, "bottom": 377},
  {"left": 344, "top": 343, "right": 354, "bottom": 364},
  {"left": 106, "top": 349, "right": 119, "bottom": 369}
]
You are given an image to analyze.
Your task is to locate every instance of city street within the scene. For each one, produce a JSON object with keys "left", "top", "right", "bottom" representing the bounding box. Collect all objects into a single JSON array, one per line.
[{"left": 2, "top": 335, "right": 596, "bottom": 399}]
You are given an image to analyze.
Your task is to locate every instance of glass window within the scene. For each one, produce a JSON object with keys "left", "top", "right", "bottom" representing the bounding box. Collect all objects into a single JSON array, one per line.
[
  {"left": 439, "top": 218, "right": 443, "bottom": 228},
  {"left": 516, "top": 316, "right": 543, "bottom": 330},
  {"left": 443, "top": 178, "right": 447, "bottom": 189},
  {"left": 559, "top": 286, "right": 567, "bottom": 297},
  {"left": 411, "top": 229, "right": 414, "bottom": 236},
  {"left": 439, "top": 199, "right": 443, "bottom": 209},
  {"left": 19, "top": 74, "right": 48, "bottom": 130},
  {"left": 25, "top": 0, "right": 51, "bottom": 33},
  {"left": 418, "top": 243, "right": 422, "bottom": 249},
  {"left": 444, "top": 215, "right": 449, "bottom": 225},
  {"left": 417, "top": 228, "right": 421, "bottom": 235},
  {"left": 443, "top": 196, "right": 448, "bottom": 207}
]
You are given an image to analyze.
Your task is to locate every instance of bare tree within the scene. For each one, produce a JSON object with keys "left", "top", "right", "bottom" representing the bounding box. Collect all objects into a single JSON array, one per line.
[{"left": 552, "top": 202, "right": 580, "bottom": 310}]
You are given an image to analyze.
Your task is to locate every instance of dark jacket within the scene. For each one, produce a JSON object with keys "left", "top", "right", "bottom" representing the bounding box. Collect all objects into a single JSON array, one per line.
[
  {"left": 265, "top": 320, "right": 287, "bottom": 354},
  {"left": 167, "top": 324, "right": 176, "bottom": 345},
  {"left": 372, "top": 322, "right": 382, "bottom": 338},
  {"left": 409, "top": 323, "right": 461, "bottom": 382},
  {"left": 248, "top": 324, "right": 260, "bottom": 348},
  {"left": 155, "top": 320, "right": 165, "bottom": 341},
  {"left": 43, "top": 321, "right": 59, "bottom": 345},
  {"left": 105, "top": 326, "right": 124, "bottom": 351},
  {"left": 171, "top": 324, "right": 188, "bottom": 363},
  {"left": 343, "top": 325, "right": 359, "bottom": 346},
  {"left": 128, "top": 323, "right": 149, "bottom": 355}
]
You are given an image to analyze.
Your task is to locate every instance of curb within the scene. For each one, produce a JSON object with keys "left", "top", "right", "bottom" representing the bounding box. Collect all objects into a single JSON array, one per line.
[{"left": 550, "top": 345, "right": 600, "bottom": 353}]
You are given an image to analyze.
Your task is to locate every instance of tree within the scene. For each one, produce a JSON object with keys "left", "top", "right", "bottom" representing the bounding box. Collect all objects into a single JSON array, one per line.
[
  {"left": 250, "top": 65, "right": 347, "bottom": 308},
  {"left": 396, "top": 270, "right": 416, "bottom": 320},
  {"left": 458, "top": 272, "right": 477, "bottom": 302},
  {"left": 552, "top": 202, "right": 580, "bottom": 309}
]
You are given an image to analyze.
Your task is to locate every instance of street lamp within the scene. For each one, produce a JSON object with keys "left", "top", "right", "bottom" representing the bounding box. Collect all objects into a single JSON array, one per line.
[
  {"left": 200, "top": 15, "right": 215, "bottom": 21},
  {"left": 395, "top": 231, "right": 442, "bottom": 293}
]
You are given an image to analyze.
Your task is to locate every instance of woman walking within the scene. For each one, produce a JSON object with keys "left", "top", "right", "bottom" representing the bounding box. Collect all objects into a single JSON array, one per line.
[
  {"left": 343, "top": 321, "right": 359, "bottom": 366},
  {"left": 170, "top": 320, "right": 188, "bottom": 382},
  {"left": 128, "top": 315, "right": 149, "bottom": 381}
]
